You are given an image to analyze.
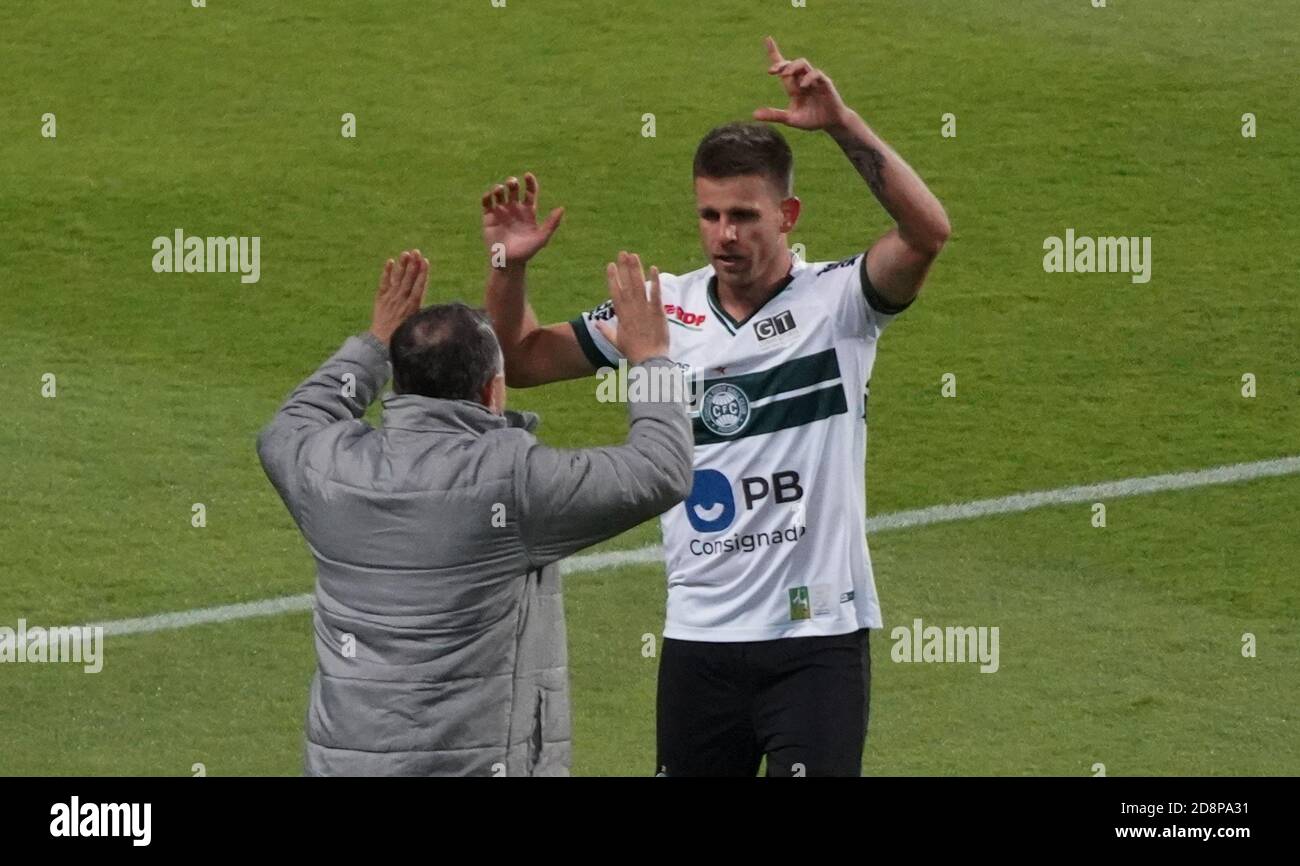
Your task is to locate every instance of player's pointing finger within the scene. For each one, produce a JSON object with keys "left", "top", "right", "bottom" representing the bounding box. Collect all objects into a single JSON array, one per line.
[{"left": 765, "top": 35, "right": 784, "bottom": 65}]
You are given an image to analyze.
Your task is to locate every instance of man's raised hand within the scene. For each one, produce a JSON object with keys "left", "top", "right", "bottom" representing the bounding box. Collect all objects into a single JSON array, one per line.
[
  {"left": 481, "top": 172, "right": 565, "bottom": 269},
  {"left": 753, "top": 36, "right": 850, "bottom": 132},
  {"left": 595, "top": 252, "right": 669, "bottom": 366},
  {"left": 370, "top": 249, "right": 429, "bottom": 344}
]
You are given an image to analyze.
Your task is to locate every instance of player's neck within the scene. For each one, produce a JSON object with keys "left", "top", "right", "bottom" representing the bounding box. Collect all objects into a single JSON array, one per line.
[{"left": 714, "top": 250, "right": 794, "bottom": 322}]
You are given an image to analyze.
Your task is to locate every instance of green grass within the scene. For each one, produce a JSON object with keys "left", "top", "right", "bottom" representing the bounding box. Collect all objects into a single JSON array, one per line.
[{"left": 1, "top": 0, "right": 1296, "bottom": 775}]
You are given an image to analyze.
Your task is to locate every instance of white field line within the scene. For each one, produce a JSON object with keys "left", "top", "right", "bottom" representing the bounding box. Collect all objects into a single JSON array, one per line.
[{"left": 85, "top": 455, "right": 1300, "bottom": 638}]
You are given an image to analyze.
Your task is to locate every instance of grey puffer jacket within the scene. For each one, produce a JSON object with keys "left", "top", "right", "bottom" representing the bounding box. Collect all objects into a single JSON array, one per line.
[{"left": 256, "top": 333, "right": 691, "bottom": 776}]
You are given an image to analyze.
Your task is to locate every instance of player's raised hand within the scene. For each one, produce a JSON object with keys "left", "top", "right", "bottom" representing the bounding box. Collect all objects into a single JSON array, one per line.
[
  {"left": 753, "top": 36, "right": 850, "bottom": 131},
  {"left": 370, "top": 249, "right": 429, "bottom": 344},
  {"left": 481, "top": 172, "right": 565, "bottom": 269},
  {"left": 595, "top": 252, "right": 669, "bottom": 366}
]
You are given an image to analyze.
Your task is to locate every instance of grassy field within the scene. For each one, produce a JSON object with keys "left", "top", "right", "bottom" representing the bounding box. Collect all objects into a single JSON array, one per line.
[{"left": 1, "top": 0, "right": 1296, "bottom": 776}]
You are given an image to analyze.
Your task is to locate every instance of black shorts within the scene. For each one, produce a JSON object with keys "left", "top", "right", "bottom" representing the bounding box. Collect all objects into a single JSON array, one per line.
[{"left": 655, "top": 628, "right": 871, "bottom": 777}]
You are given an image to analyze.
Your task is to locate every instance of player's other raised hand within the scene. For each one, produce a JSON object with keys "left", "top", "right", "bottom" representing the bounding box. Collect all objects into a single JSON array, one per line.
[
  {"left": 481, "top": 172, "right": 565, "bottom": 269},
  {"left": 753, "top": 36, "right": 850, "bottom": 132}
]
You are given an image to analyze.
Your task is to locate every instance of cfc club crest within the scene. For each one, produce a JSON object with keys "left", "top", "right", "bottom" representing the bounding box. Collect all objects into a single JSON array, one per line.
[{"left": 699, "top": 382, "right": 750, "bottom": 437}]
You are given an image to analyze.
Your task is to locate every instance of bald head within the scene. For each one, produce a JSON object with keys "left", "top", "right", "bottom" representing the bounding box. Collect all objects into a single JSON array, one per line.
[{"left": 390, "top": 303, "right": 504, "bottom": 409}]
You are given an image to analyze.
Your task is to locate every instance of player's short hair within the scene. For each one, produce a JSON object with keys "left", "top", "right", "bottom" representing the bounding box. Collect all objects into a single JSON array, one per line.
[
  {"left": 693, "top": 122, "right": 794, "bottom": 198},
  {"left": 389, "top": 303, "right": 503, "bottom": 402}
]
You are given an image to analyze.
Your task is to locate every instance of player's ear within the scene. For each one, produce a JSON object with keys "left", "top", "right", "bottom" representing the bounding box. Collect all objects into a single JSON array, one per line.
[{"left": 779, "top": 196, "right": 802, "bottom": 234}]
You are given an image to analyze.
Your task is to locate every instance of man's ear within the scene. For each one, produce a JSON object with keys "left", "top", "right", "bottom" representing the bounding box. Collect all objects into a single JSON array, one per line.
[
  {"left": 481, "top": 373, "right": 506, "bottom": 415},
  {"left": 779, "top": 196, "right": 802, "bottom": 234}
]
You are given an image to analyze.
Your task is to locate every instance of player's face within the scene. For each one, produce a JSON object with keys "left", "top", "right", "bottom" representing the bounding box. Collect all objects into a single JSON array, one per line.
[{"left": 695, "top": 174, "right": 799, "bottom": 290}]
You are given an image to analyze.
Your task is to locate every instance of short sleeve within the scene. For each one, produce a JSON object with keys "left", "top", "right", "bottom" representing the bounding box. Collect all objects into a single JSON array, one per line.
[{"left": 818, "top": 253, "right": 914, "bottom": 340}]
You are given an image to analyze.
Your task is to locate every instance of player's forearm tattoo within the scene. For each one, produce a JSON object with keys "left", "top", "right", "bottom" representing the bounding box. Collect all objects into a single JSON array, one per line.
[{"left": 833, "top": 130, "right": 887, "bottom": 198}]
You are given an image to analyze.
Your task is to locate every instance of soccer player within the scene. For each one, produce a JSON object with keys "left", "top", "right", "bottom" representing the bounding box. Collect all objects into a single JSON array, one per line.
[{"left": 480, "top": 37, "right": 951, "bottom": 776}]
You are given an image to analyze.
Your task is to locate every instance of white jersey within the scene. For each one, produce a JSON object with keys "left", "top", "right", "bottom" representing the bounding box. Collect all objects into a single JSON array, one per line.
[{"left": 570, "top": 253, "right": 908, "bottom": 642}]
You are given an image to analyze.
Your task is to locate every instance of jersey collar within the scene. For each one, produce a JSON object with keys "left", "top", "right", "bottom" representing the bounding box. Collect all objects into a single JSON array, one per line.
[{"left": 706, "top": 263, "right": 800, "bottom": 336}]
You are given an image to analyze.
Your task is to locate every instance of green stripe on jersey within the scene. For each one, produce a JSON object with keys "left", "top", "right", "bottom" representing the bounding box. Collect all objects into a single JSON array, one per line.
[
  {"left": 693, "top": 380, "right": 848, "bottom": 445},
  {"left": 705, "top": 348, "right": 840, "bottom": 401}
]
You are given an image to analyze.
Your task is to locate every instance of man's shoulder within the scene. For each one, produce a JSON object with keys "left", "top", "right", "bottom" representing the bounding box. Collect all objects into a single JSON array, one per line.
[
  {"left": 789, "top": 253, "right": 873, "bottom": 310},
  {"left": 572, "top": 263, "right": 711, "bottom": 323},
  {"left": 804, "top": 253, "right": 865, "bottom": 281}
]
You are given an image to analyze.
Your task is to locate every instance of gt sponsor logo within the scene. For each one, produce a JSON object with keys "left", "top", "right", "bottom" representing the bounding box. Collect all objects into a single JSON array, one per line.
[{"left": 753, "top": 310, "right": 796, "bottom": 342}]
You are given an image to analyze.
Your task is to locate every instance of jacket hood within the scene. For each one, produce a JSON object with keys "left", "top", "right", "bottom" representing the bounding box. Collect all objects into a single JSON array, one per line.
[{"left": 380, "top": 393, "right": 540, "bottom": 434}]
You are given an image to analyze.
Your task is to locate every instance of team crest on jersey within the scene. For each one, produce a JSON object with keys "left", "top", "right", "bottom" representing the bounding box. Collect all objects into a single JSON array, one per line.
[{"left": 699, "top": 382, "right": 750, "bottom": 437}]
